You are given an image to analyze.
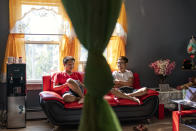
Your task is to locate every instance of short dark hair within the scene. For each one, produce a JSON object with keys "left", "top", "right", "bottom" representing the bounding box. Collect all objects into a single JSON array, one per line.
[
  {"left": 118, "top": 56, "right": 128, "bottom": 63},
  {"left": 63, "top": 56, "right": 75, "bottom": 65}
]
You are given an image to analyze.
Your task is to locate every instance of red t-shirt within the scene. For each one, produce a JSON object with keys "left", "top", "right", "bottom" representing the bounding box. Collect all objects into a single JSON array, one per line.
[{"left": 53, "top": 72, "right": 83, "bottom": 95}]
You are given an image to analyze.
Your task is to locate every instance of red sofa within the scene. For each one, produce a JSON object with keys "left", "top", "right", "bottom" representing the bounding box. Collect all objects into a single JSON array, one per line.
[{"left": 39, "top": 72, "right": 159, "bottom": 126}]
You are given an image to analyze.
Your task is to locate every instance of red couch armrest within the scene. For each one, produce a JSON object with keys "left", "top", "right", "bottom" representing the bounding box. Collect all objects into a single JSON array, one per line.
[
  {"left": 43, "top": 75, "right": 51, "bottom": 91},
  {"left": 133, "top": 73, "right": 141, "bottom": 89},
  {"left": 39, "top": 91, "right": 65, "bottom": 105}
]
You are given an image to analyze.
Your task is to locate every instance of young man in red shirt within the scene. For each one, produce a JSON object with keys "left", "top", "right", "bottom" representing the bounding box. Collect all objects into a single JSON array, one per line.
[{"left": 53, "top": 56, "right": 85, "bottom": 104}]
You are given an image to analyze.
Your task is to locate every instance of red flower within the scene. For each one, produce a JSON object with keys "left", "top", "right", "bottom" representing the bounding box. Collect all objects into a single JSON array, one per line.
[
  {"left": 149, "top": 59, "right": 175, "bottom": 76},
  {"left": 188, "top": 46, "right": 193, "bottom": 52}
]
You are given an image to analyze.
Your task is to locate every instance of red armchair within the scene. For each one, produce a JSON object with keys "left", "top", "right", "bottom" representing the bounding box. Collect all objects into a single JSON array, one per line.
[{"left": 39, "top": 72, "right": 159, "bottom": 126}]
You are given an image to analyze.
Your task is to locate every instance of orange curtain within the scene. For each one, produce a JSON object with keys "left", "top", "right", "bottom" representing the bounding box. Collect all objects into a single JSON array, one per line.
[
  {"left": 106, "top": 2, "right": 127, "bottom": 71},
  {"left": 117, "top": 3, "right": 127, "bottom": 33},
  {"left": 1, "top": 34, "right": 25, "bottom": 82},
  {"left": 107, "top": 36, "right": 126, "bottom": 71},
  {"left": 9, "top": 0, "right": 22, "bottom": 31},
  {"left": 59, "top": 35, "right": 80, "bottom": 71}
]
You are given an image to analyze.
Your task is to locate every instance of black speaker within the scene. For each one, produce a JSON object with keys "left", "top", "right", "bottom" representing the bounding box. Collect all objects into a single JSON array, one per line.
[{"left": 7, "top": 64, "right": 26, "bottom": 96}]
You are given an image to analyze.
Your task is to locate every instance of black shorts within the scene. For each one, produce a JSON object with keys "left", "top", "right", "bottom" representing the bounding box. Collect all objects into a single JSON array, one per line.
[
  {"left": 118, "top": 86, "right": 137, "bottom": 94},
  {"left": 63, "top": 80, "right": 84, "bottom": 97}
]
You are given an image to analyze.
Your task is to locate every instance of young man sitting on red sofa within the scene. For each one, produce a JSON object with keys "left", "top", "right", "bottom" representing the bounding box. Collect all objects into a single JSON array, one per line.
[
  {"left": 53, "top": 56, "right": 85, "bottom": 104},
  {"left": 110, "top": 56, "right": 148, "bottom": 104}
]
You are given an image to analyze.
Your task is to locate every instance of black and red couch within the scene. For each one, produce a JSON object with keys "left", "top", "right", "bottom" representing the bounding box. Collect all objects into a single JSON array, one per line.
[{"left": 39, "top": 72, "right": 159, "bottom": 126}]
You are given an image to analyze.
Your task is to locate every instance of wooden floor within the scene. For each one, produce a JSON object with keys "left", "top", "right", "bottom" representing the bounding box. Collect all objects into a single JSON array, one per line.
[{"left": 1, "top": 116, "right": 195, "bottom": 131}]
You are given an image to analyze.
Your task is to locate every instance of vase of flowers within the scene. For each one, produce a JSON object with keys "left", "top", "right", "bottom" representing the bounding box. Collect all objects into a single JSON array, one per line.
[
  {"left": 149, "top": 59, "right": 176, "bottom": 91},
  {"left": 158, "top": 75, "right": 167, "bottom": 84}
]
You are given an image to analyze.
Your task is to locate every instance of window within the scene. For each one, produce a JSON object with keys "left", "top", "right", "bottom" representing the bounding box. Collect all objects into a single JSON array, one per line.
[
  {"left": 12, "top": 4, "right": 66, "bottom": 34},
  {"left": 78, "top": 45, "right": 88, "bottom": 72},
  {"left": 4, "top": 0, "right": 127, "bottom": 83},
  {"left": 78, "top": 45, "right": 107, "bottom": 72},
  {"left": 20, "top": 4, "right": 64, "bottom": 82},
  {"left": 25, "top": 43, "right": 59, "bottom": 81}
]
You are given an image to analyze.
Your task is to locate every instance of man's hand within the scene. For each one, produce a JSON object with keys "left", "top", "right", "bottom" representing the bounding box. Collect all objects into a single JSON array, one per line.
[
  {"left": 63, "top": 83, "right": 68, "bottom": 87},
  {"left": 176, "top": 82, "right": 193, "bottom": 90},
  {"left": 114, "top": 80, "right": 122, "bottom": 88},
  {"left": 53, "top": 82, "right": 68, "bottom": 91},
  {"left": 113, "top": 77, "right": 133, "bottom": 87}
]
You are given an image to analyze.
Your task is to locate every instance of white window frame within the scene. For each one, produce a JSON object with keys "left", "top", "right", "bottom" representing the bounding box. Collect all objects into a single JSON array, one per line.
[{"left": 25, "top": 40, "right": 60, "bottom": 84}]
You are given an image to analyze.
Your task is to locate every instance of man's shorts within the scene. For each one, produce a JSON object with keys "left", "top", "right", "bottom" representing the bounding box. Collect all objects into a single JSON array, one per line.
[
  {"left": 62, "top": 80, "right": 84, "bottom": 97},
  {"left": 118, "top": 86, "right": 137, "bottom": 94}
]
